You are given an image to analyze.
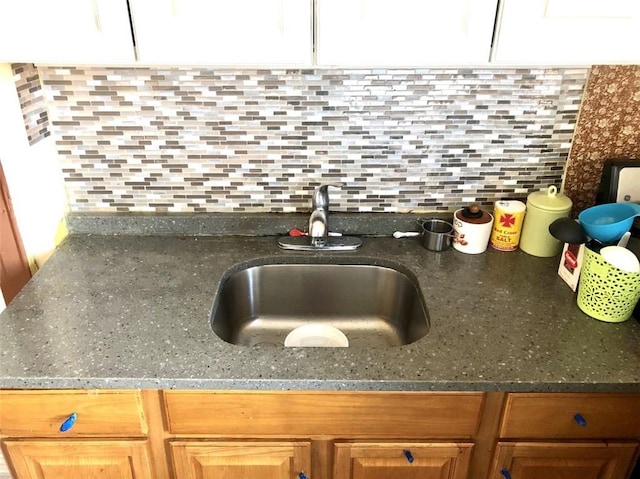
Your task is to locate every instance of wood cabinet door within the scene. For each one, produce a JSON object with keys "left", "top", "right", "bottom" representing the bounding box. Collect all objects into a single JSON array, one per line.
[
  {"left": 316, "top": 0, "right": 498, "bottom": 66},
  {"left": 3, "top": 439, "right": 154, "bottom": 479},
  {"left": 0, "top": 0, "right": 135, "bottom": 64},
  {"left": 129, "top": 0, "right": 312, "bottom": 65},
  {"left": 170, "top": 440, "right": 312, "bottom": 479},
  {"left": 333, "top": 442, "right": 474, "bottom": 479},
  {"left": 492, "top": 0, "right": 640, "bottom": 64},
  {"left": 0, "top": 162, "right": 31, "bottom": 305},
  {"left": 491, "top": 442, "right": 639, "bottom": 479}
]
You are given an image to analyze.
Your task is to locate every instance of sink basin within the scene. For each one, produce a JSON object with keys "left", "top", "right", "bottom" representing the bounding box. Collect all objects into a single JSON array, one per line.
[{"left": 211, "top": 262, "right": 429, "bottom": 347}]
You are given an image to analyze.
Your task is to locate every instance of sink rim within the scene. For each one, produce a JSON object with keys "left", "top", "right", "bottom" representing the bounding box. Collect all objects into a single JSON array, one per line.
[{"left": 209, "top": 256, "right": 430, "bottom": 348}]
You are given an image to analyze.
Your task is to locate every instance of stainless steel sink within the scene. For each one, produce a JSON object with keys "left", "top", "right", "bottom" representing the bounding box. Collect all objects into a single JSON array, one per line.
[{"left": 211, "top": 262, "right": 429, "bottom": 347}]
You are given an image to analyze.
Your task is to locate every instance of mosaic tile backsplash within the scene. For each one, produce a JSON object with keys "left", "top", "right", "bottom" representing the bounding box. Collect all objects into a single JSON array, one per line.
[
  {"left": 39, "top": 67, "right": 588, "bottom": 213},
  {"left": 12, "top": 63, "right": 49, "bottom": 146}
]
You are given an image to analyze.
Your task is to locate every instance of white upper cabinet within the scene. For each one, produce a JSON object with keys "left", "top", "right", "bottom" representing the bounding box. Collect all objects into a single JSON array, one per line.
[
  {"left": 2, "top": 0, "right": 636, "bottom": 68},
  {"left": 316, "top": 0, "right": 499, "bottom": 66},
  {"left": 129, "top": 0, "right": 313, "bottom": 66},
  {"left": 0, "top": 0, "right": 135, "bottom": 64},
  {"left": 492, "top": 0, "right": 640, "bottom": 64}
]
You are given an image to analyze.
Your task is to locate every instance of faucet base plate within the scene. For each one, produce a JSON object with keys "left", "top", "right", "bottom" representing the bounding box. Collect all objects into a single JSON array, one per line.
[{"left": 278, "top": 236, "right": 362, "bottom": 251}]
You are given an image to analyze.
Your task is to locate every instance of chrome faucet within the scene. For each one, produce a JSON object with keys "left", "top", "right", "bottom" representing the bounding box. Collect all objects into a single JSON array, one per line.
[
  {"left": 308, "top": 183, "right": 343, "bottom": 246},
  {"left": 278, "top": 182, "right": 362, "bottom": 251}
]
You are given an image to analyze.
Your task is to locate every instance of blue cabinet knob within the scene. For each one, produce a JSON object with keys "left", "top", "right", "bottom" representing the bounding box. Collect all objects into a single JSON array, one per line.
[
  {"left": 500, "top": 469, "right": 512, "bottom": 479},
  {"left": 59, "top": 413, "right": 77, "bottom": 432},
  {"left": 574, "top": 413, "right": 587, "bottom": 427},
  {"left": 298, "top": 472, "right": 309, "bottom": 479},
  {"left": 403, "top": 450, "right": 414, "bottom": 463}
]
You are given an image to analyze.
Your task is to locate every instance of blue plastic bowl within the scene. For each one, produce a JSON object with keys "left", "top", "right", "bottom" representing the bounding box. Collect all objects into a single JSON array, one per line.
[{"left": 578, "top": 203, "right": 640, "bottom": 243}]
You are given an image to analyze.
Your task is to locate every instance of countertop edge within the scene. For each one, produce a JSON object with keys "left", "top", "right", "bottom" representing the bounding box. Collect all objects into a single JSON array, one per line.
[{"left": 1, "top": 378, "right": 639, "bottom": 393}]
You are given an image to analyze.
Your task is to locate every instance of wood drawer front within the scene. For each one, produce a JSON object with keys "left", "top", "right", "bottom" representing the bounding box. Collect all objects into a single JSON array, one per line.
[
  {"left": 0, "top": 390, "right": 148, "bottom": 437},
  {"left": 163, "top": 391, "right": 484, "bottom": 437},
  {"left": 500, "top": 393, "right": 640, "bottom": 439}
]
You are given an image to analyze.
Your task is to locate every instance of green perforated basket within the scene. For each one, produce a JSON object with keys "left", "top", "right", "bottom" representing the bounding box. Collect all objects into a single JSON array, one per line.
[{"left": 577, "top": 247, "right": 640, "bottom": 323}]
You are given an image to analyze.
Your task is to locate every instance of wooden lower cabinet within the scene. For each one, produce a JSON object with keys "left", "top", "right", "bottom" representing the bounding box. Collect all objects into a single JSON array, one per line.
[
  {"left": 0, "top": 390, "right": 156, "bottom": 479},
  {"left": 1, "top": 390, "right": 639, "bottom": 479},
  {"left": 492, "top": 394, "right": 640, "bottom": 479},
  {"left": 490, "top": 442, "right": 638, "bottom": 479},
  {"left": 3, "top": 439, "right": 154, "bottom": 479},
  {"left": 170, "top": 440, "right": 311, "bottom": 479},
  {"left": 161, "top": 391, "right": 484, "bottom": 479},
  {"left": 333, "top": 442, "right": 474, "bottom": 479}
]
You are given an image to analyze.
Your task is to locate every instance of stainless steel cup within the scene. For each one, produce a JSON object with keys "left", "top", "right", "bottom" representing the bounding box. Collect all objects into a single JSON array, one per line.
[{"left": 418, "top": 219, "right": 454, "bottom": 252}]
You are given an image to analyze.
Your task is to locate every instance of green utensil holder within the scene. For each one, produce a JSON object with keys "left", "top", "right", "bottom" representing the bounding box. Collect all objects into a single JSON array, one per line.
[{"left": 577, "top": 247, "right": 640, "bottom": 323}]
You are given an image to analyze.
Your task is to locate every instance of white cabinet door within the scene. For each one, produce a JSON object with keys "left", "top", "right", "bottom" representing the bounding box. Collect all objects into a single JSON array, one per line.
[
  {"left": 492, "top": 0, "right": 640, "bottom": 64},
  {"left": 130, "top": 0, "right": 313, "bottom": 65},
  {"left": 316, "top": 0, "right": 499, "bottom": 66},
  {"left": 0, "top": 0, "right": 135, "bottom": 64}
]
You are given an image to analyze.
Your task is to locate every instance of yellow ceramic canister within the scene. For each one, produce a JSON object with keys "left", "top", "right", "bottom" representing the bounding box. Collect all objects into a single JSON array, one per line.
[
  {"left": 519, "top": 185, "right": 573, "bottom": 257},
  {"left": 490, "top": 200, "right": 526, "bottom": 251}
]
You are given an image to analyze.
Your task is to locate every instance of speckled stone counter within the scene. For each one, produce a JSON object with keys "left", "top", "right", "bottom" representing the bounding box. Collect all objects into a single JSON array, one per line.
[{"left": 1, "top": 234, "right": 639, "bottom": 391}]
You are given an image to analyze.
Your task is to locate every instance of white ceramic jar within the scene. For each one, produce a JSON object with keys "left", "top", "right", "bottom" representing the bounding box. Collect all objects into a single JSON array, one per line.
[{"left": 453, "top": 204, "right": 494, "bottom": 254}]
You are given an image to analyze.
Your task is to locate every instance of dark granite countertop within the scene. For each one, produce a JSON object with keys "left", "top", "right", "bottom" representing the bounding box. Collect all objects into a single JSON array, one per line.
[{"left": 1, "top": 234, "right": 639, "bottom": 392}]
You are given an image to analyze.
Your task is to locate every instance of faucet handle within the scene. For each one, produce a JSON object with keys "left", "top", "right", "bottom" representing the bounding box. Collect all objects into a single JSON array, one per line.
[{"left": 312, "top": 182, "right": 344, "bottom": 209}]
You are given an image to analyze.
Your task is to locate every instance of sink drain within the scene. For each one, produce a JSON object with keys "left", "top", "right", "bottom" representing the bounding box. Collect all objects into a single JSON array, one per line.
[{"left": 284, "top": 324, "right": 349, "bottom": 348}]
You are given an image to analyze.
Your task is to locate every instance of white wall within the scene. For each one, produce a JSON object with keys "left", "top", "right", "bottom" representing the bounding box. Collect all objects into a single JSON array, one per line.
[
  {"left": 0, "top": 451, "right": 11, "bottom": 479},
  {"left": 0, "top": 63, "right": 68, "bottom": 272}
]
